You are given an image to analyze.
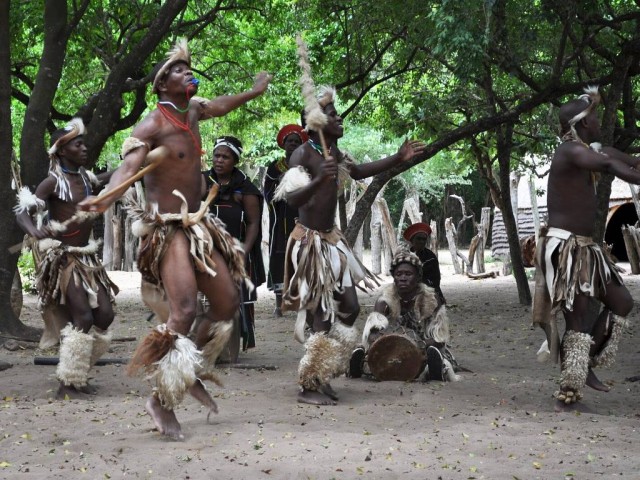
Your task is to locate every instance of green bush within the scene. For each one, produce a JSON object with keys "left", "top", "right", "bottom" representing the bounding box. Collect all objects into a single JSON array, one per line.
[{"left": 17, "top": 250, "right": 37, "bottom": 293}]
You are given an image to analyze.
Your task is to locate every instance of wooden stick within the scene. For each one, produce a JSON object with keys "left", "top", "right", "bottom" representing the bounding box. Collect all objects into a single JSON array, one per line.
[
  {"left": 34, "top": 356, "right": 128, "bottom": 366},
  {"left": 82, "top": 145, "right": 169, "bottom": 207}
]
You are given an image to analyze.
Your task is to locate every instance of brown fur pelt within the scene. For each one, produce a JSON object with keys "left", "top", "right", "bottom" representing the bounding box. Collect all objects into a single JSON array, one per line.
[
  {"left": 378, "top": 283, "right": 448, "bottom": 343},
  {"left": 520, "top": 234, "right": 536, "bottom": 268},
  {"left": 127, "top": 327, "right": 175, "bottom": 376}
]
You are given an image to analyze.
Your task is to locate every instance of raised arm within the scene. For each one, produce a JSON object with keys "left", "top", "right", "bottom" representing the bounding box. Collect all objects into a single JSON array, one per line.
[
  {"left": 349, "top": 139, "right": 426, "bottom": 180},
  {"left": 198, "top": 71, "right": 272, "bottom": 119}
]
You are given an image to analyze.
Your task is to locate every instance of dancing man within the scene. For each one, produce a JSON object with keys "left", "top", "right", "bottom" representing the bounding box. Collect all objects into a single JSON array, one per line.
[
  {"left": 264, "top": 124, "right": 308, "bottom": 317},
  {"left": 81, "top": 39, "right": 271, "bottom": 439},
  {"left": 275, "top": 86, "right": 425, "bottom": 405},
  {"left": 15, "top": 118, "right": 117, "bottom": 399},
  {"left": 533, "top": 86, "right": 640, "bottom": 411}
]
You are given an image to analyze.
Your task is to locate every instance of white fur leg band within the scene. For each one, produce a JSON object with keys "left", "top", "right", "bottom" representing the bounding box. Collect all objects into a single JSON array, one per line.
[
  {"left": 56, "top": 324, "right": 94, "bottom": 388},
  {"left": 591, "top": 314, "right": 628, "bottom": 368},
  {"left": 90, "top": 328, "right": 112, "bottom": 367},
  {"left": 298, "top": 322, "right": 358, "bottom": 391},
  {"left": 197, "top": 320, "right": 233, "bottom": 385},
  {"left": 130, "top": 324, "right": 202, "bottom": 410},
  {"left": 274, "top": 166, "right": 311, "bottom": 201},
  {"left": 558, "top": 330, "right": 593, "bottom": 402}
]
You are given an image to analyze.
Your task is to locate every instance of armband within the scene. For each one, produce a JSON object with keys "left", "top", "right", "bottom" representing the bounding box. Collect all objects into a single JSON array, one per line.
[{"left": 273, "top": 166, "right": 311, "bottom": 201}]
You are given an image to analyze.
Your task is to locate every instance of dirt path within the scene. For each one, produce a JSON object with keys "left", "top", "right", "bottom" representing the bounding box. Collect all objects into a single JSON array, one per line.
[{"left": 1, "top": 265, "right": 639, "bottom": 479}]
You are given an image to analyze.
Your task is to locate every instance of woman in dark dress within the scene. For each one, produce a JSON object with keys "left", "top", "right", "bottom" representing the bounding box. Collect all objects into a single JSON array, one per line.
[
  {"left": 263, "top": 124, "right": 308, "bottom": 316},
  {"left": 204, "top": 136, "right": 265, "bottom": 353},
  {"left": 403, "top": 222, "right": 446, "bottom": 304}
]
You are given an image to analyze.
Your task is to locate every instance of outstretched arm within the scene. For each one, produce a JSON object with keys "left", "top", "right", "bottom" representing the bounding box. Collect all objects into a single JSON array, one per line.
[
  {"left": 569, "top": 143, "right": 640, "bottom": 184},
  {"left": 199, "top": 71, "right": 272, "bottom": 119},
  {"left": 349, "top": 139, "right": 426, "bottom": 180}
]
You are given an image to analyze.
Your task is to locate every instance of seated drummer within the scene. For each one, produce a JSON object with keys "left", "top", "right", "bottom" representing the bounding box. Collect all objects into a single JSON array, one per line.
[{"left": 349, "top": 246, "right": 461, "bottom": 382}]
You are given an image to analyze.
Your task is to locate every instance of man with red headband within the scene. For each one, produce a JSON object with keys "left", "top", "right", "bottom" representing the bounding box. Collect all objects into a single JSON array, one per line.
[
  {"left": 264, "top": 124, "right": 308, "bottom": 317},
  {"left": 15, "top": 118, "right": 117, "bottom": 399},
  {"left": 80, "top": 38, "right": 271, "bottom": 439},
  {"left": 533, "top": 86, "right": 640, "bottom": 411},
  {"left": 403, "top": 222, "right": 445, "bottom": 304}
]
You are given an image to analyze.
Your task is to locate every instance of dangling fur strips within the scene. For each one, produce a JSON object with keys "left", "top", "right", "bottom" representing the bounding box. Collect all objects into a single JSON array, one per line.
[
  {"left": 126, "top": 193, "right": 249, "bottom": 291},
  {"left": 34, "top": 239, "right": 117, "bottom": 310}
]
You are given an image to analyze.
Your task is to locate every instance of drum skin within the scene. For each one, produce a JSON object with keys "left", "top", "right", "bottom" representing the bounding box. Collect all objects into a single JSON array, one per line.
[{"left": 367, "top": 333, "right": 425, "bottom": 381}]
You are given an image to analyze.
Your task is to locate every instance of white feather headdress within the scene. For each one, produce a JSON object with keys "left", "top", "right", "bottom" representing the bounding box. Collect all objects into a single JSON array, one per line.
[
  {"left": 564, "top": 85, "right": 601, "bottom": 143},
  {"left": 152, "top": 38, "right": 191, "bottom": 94}
]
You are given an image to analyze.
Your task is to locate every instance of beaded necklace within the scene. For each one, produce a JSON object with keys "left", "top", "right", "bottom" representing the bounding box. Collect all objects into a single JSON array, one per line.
[
  {"left": 308, "top": 139, "right": 323, "bottom": 156},
  {"left": 157, "top": 103, "right": 203, "bottom": 155}
]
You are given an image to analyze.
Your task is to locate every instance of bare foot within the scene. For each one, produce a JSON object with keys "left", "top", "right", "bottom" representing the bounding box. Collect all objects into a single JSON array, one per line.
[
  {"left": 586, "top": 368, "right": 611, "bottom": 392},
  {"left": 145, "top": 395, "right": 184, "bottom": 440},
  {"left": 56, "top": 383, "right": 89, "bottom": 400},
  {"left": 320, "top": 383, "right": 339, "bottom": 401},
  {"left": 297, "top": 388, "right": 337, "bottom": 405},
  {"left": 273, "top": 307, "right": 283, "bottom": 318},
  {"left": 188, "top": 380, "right": 218, "bottom": 422}
]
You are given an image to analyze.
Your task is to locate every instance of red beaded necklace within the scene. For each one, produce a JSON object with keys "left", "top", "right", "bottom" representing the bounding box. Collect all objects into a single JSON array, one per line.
[{"left": 156, "top": 103, "right": 204, "bottom": 155}]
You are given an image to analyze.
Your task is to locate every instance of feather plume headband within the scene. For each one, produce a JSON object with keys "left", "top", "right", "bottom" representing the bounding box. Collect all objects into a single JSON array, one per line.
[
  {"left": 564, "top": 85, "right": 601, "bottom": 143},
  {"left": 47, "top": 118, "right": 92, "bottom": 202},
  {"left": 48, "top": 118, "right": 85, "bottom": 156},
  {"left": 152, "top": 38, "right": 191, "bottom": 94},
  {"left": 296, "top": 34, "right": 330, "bottom": 158}
]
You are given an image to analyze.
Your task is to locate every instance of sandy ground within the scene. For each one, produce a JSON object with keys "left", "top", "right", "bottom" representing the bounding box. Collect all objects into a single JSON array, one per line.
[{"left": 1, "top": 256, "right": 639, "bottom": 480}]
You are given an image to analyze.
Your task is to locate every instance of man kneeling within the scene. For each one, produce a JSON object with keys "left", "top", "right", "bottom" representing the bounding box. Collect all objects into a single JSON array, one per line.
[{"left": 349, "top": 247, "right": 461, "bottom": 382}]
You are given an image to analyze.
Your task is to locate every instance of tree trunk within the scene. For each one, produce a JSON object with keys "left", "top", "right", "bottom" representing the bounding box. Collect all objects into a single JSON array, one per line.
[
  {"left": 103, "top": 204, "right": 114, "bottom": 268},
  {"left": 19, "top": 0, "right": 70, "bottom": 189},
  {"left": 0, "top": 0, "right": 39, "bottom": 339},
  {"left": 444, "top": 218, "right": 462, "bottom": 274},
  {"left": 621, "top": 226, "right": 640, "bottom": 274},
  {"left": 370, "top": 200, "right": 382, "bottom": 274},
  {"left": 497, "top": 125, "right": 531, "bottom": 305}
]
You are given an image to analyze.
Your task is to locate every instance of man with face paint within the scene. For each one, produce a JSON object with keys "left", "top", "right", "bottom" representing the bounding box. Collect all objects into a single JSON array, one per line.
[
  {"left": 274, "top": 86, "right": 426, "bottom": 405},
  {"left": 80, "top": 39, "right": 271, "bottom": 439},
  {"left": 264, "top": 124, "right": 308, "bottom": 317},
  {"left": 15, "top": 118, "right": 117, "bottom": 399}
]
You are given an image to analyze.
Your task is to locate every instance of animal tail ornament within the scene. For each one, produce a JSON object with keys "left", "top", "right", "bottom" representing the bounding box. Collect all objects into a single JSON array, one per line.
[{"left": 296, "top": 34, "right": 330, "bottom": 158}]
